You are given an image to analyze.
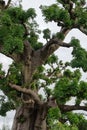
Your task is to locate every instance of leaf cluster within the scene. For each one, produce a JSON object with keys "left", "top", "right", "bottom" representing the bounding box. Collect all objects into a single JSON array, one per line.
[
  {"left": 41, "top": 4, "right": 72, "bottom": 27},
  {"left": 0, "top": 100, "right": 15, "bottom": 116},
  {"left": 43, "top": 28, "right": 51, "bottom": 41},
  {"left": 7, "top": 62, "right": 22, "bottom": 85},
  {"left": 70, "top": 38, "right": 87, "bottom": 72},
  {"left": 0, "top": 6, "right": 37, "bottom": 54},
  {"left": 54, "top": 69, "right": 82, "bottom": 104},
  {"left": 28, "top": 31, "right": 43, "bottom": 50},
  {"left": 4, "top": 7, "right": 36, "bottom": 23},
  {"left": 67, "top": 112, "right": 84, "bottom": 125}
]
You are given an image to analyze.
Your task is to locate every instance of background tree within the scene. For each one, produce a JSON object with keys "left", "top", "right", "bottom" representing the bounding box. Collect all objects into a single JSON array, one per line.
[{"left": 0, "top": 0, "right": 87, "bottom": 130}]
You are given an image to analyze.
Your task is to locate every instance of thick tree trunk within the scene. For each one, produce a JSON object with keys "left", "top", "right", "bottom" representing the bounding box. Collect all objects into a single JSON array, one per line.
[{"left": 12, "top": 104, "right": 47, "bottom": 130}]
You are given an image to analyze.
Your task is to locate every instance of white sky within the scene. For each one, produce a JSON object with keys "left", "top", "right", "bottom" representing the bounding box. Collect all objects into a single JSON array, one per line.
[{"left": 0, "top": 0, "right": 87, "bottom": 129}]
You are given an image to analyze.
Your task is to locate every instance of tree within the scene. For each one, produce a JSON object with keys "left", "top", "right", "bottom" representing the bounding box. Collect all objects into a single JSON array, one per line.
[{"left": 0, "top": 0, "right": 87, "bottom": 130}]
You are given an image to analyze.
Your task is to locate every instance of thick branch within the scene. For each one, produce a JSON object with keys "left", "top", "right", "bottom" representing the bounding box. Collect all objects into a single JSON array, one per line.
[
  {"left": 47, "top": 38, "right": 71, "bottom": 48},
  {"left": 79, "top": 26, "right": 87, "bottom": 35},
  {"left": 38, "top": 38, "right": 71, "bottom": 64},
  {"left": 9, "top": 83, "right": 43, "bottom": 105},
  {"left": 58, "top": 104, "right": 87, "bottom": 112},
  {"left": 47, "top": 97, "right": 87, "bottom": 112},
  {"left": 23, "top": 40, "right": 34, "bottom": 64},
  {"left": 23, "top": 40, "right": 33, "bottom": 55}
]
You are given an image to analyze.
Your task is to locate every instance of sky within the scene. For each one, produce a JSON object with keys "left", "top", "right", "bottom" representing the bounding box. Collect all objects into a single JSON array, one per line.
[{"left": 0, "top": 0, "right": 87, "bottom": 129}]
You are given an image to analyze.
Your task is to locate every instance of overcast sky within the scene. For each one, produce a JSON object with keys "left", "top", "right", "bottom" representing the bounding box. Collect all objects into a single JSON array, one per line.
[{"left": 0, "top": 0, "right": 87, "bottom": 129}]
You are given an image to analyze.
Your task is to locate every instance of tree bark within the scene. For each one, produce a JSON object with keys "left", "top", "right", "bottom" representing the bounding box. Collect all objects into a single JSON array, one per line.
[
  {"left": 10, "top": 29, "right": 71, "bottom": 130},
  {"left": 12, "top": 104, "right": 48, "bottom": 130}
]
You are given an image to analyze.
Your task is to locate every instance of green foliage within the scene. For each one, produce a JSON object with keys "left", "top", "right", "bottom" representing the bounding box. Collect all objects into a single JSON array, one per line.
[
  {"left": 47, "top": 121, "right": 78, "bottom": 130},
  {"left": 55, "top": 32, "right": 65, "bottom": 40},
  {"left": 41, "top": 4, "right": 72, "bottom": 27},
  {"left": 57, "top": 123, "right": 78, "bottom": 130},
  {"left": 70, "top": 38, "right": 87, "bottom": 72},
  {"left": 0, "top": 1, "right": 87, "bottom": 130},
  {"left": 70, "top": 38, "right": 81, "bottom": 48},
  {"left": 0, "top": 101, "right": 14, "bottom": 116},
  {"left": 47, "top": 107, "right": 61, "bottom": 120},
  {"left": 41, "top": 0, "right": 87, "bottom": 31},
  {"left": 75, "top": 97, "right": 82, "bottom": 106},
  {"left": 28, "top": 31, "right": 43, "bottom": 50},
  {"left": 47, "top": 107, "right": 61, "bottom": 129},
  {"left": 78, "top": 120, "right": 87, "bottom": 130},
  {"left": 74, "top": 3, "right": 87, "bottom": 28},
  {"left": 77, "top": 81, "right": 87, "bottom": 99},
  {"left": 0, "top": 6, "right": 38, "bottom": 54},
  {"left": 64, "top": 69, "right": 81, "bottom": 80},
  {"left": 66, "top": 112, "right": 87, "bottom": 130},
  {"left": 7, "top": 62, "right": 22, "bottom": 85},
  {"left": 0, "top": 13, "right": 12, "bottom": 26},
  {"left": 54, "top": 69, "right": 81, "bottom": 104},
  {"left": 67, "top": 112, "right": 82, "bottom": 125},
  {"left": 3, "top": 36, "right": 23, "bottom": 54},
  {"left": 0, "top": 62, "right": 23, "bottom": 113},
  {"left": 37, "top": 66, "right": 45, "bottom": 73},
  {"left": 5, "top": 7, "right": 36, "bottom": 23},
  {"left": 0, "top": 8, "right": 25, "bottom": 54},
  {"left": 54, "top": 67, "right": 87, "bottom": 105},
  {"left": 45, "top": 54, "right": 58, "bottom": 65},
  {"left": 45, "top": 87, "right": 52, "bottom": 97},
  {"left": 0, "top": 64, "right": 5, "bottom": 76},
  {"left": 6, "top": 7, "right": 27, "bottom": 23},
  {"left": 27, "top": 8, "right": 36, "bottom": 19},
  {"left": 43, "top": 28, "right": 51, "bottom": 40}
]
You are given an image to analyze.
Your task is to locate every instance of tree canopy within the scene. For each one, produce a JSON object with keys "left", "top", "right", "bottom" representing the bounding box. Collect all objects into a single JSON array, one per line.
[{"left": 0, "top": 0, "right": 87, "bottom": 130}]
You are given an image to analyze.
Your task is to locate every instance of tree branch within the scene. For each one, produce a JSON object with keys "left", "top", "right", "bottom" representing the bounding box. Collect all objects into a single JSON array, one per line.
[
  {"left": 38, "top": 38, "right": 71, "bottom": 64},
  {"left": 5, "top": 0, "right": 11, "bottom": 9},
  {"left": 9, "top": 83, "right": 43, "bottom": 105},
  {"left": 22, "top": 23, "right": 29, "bottom": 38},
  {"left": 58, "top": 104, "right": 87, "bottom": 112},
  {"left": 0, "top": 42, "right": 22, "bottom": 62},
  {"left": 23, "top": 40, "right": 34, "bottom": 62},
  {"left": 0, "top": 40, "right": 34, "bottom": 63},
  {"left": 62, "top": 0, "right": 74, "bottom": 19},
  {"left": 47, "top": 97, "right": 87, "bottom": 113},
  {"left": 47, "top": 97, "right": 57, "bottom": 108},
  {"left": 79, "top": 26, "right": 87, "bottom": 35}
]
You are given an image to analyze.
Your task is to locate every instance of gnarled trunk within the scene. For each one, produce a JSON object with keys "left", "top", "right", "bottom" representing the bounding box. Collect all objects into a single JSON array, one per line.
[{"left": 12, "top": 104, "right": 47, "bottom": 130}]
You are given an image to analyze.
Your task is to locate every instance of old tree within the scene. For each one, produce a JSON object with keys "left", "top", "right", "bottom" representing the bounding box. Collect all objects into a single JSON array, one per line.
[{"left": 0, "top": 0, "right": 87, "bottom": 130}]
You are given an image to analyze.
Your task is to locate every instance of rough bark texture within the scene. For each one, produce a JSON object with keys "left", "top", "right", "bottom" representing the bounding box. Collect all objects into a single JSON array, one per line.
[
  {"left": 11, "top": 32, "right": 71, "bottom": 130},
  {"left": 12, "top": 104, "right": 48, "bottom": 130},
  {"left": 0, "top": 1, "right": 87, "bottom": 130}
]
